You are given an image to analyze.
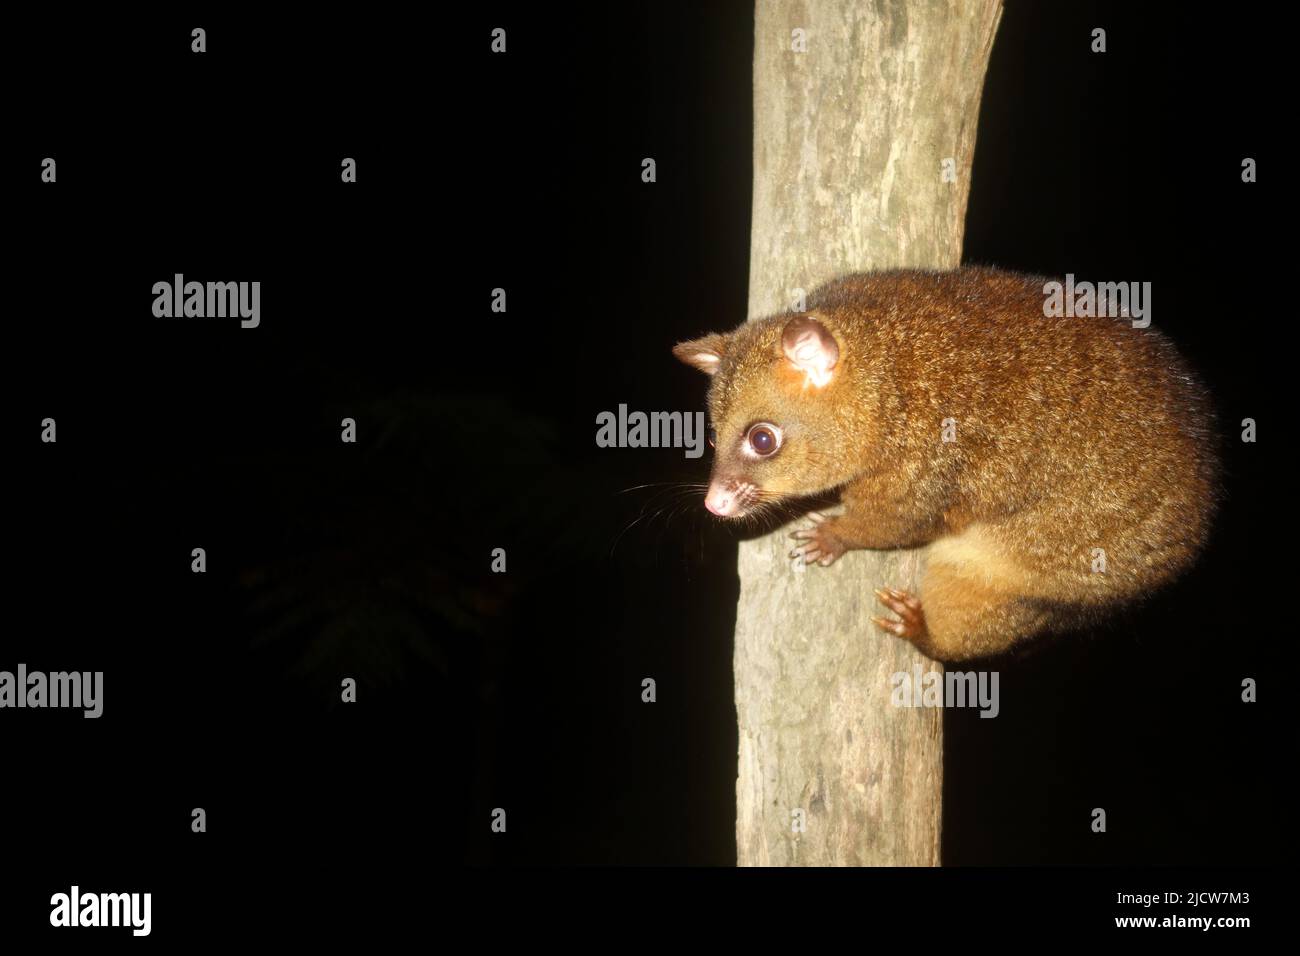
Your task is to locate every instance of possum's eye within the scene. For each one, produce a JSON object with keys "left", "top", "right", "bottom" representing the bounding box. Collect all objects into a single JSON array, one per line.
[
  {"left": 746, "top": 422, "right": 781, "bottom": 457},
  {"left": 707, "top": 427, "right": 716, "bottom": 448}
]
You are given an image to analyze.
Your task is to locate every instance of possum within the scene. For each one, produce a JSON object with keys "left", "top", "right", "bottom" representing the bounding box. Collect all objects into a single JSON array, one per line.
[{"left": 673, "top": 267, "right": 1219, "bottom": 662}]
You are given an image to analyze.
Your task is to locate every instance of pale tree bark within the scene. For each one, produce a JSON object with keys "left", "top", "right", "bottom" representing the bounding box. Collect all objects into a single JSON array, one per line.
[{"left": 736, "top": 0, "right": 1003, "bottom": 866}]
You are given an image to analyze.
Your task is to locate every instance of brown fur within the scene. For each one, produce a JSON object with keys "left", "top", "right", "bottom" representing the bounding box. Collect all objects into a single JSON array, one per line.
[{"left": 674, "top": 267, "right": 1220, "bottom": 662}]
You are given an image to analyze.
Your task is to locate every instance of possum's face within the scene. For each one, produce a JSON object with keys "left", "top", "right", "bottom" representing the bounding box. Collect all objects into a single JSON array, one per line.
[{"left": 673, "top": 314, "right": 859, "bottom": 518}]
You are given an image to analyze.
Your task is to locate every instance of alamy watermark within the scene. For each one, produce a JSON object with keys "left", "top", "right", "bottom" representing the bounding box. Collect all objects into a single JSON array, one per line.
[
  {"left": 50, "top": 886, "right": 150, "bottom": 936},
  {"left": 891, "top": 666, "right": 999, "bottom": 718},
  {"left": 0, "top": 664, "right": 102, "bottom": 718},
  {"left": 1042, "top": 274, "right": 1150, "bottom": 328},
  {"left": 152, "top": 274, "right": 260, "bottom": 328},
  {"left": 595, "top": 404, "right": 707, "bottom": 459}
]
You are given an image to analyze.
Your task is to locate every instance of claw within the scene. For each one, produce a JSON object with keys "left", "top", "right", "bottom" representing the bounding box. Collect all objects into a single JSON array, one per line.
[
  {"left": 874, "top": 589, "right": 912, "bottom": 618},
  {"left": 873, "top": 587, "right": 927, "bottom": 641},
  {"left": 872, "top": 615, "right": 907, "bottom": 636},
  {"left": 884, "top": 586, "right": 921, "bottom": 610},
  {"left": 788, "top": 512, "right": 846, "bottom": 567}
]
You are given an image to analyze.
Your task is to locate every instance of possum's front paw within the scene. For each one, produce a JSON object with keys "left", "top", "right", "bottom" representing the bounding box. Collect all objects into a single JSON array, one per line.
[
  {"left": 789, "top": 511, "right": 849, "bottom": 566},
  {"left": 872, "top": 588, "right": 927, "bottom": 642}
]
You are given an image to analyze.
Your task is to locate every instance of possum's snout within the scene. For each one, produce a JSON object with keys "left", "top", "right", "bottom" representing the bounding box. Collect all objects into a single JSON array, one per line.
[{"left": 705, "top": 476, "right": 759, "bottom": 517}]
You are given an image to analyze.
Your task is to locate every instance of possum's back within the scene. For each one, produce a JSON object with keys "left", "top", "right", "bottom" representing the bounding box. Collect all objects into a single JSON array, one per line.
[{"left": 813, "top": 267, "right": 1220, "bottom": 577}]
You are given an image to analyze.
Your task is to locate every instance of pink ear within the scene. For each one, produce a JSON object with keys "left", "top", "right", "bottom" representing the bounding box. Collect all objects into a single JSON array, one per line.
[
  {"left": 673, "top": 334, "right": 729, "bottom": 376},
  {"left": 782, "top": 317, "right": 839, "bottom": 387}
]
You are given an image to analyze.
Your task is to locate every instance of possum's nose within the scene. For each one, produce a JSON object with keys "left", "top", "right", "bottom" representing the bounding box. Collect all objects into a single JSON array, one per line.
[
  {"left": 705, "top": 487, "right": 736, "bottom": 516},
  {"left": 705, "top": 478, "right": 751, "bottom": 517}
]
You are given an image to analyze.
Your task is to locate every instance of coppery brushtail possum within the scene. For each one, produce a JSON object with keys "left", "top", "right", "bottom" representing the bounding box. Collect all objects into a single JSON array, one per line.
[{"left": 673, "top": 267, "right": 1219, "bottom": 662}]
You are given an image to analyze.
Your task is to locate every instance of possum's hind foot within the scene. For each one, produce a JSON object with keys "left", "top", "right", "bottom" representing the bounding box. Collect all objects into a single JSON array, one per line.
[{"left": 873, "top": 587, "right": 927, "bottom": 642}]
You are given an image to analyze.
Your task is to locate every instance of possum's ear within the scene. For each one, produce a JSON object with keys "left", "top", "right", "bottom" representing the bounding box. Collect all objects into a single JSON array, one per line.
[
  {"left": 782, "top": 316, "right": 839, "bottom": 387},
  {"left": 673, "top": 333, "right": 729, "bottom": 375}
]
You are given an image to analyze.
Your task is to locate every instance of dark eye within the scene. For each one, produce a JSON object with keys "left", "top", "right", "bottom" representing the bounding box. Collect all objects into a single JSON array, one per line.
[
  {"left": 707, "top": 427, "right": 716, "bottom": 448},
  {"left": 747, "top": 423, "right": 781, "bottom": 456}
]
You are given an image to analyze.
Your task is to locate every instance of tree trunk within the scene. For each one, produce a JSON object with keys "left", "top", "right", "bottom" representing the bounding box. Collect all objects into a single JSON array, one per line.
[{"left": 736, "top": 0, "right": 1003, "bottom": 866}]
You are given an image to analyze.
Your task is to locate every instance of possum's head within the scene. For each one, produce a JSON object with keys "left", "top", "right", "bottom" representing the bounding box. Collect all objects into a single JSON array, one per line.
[{"left": 673, "top": 313, "right": 864, "bottom": 518}]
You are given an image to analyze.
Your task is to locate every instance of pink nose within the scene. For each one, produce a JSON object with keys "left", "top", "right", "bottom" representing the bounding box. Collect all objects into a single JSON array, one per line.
[
  {"left": 705, "top": 480, "right": 748, "bottom": 517},
  {"left": 705, "top": 487, "right": 735, "bottom": 516}
]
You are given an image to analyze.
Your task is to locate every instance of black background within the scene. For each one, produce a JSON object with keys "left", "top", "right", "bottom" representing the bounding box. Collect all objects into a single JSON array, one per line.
[{"left": 4, "top": 1, "right": 1280, "bottom": 941}]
